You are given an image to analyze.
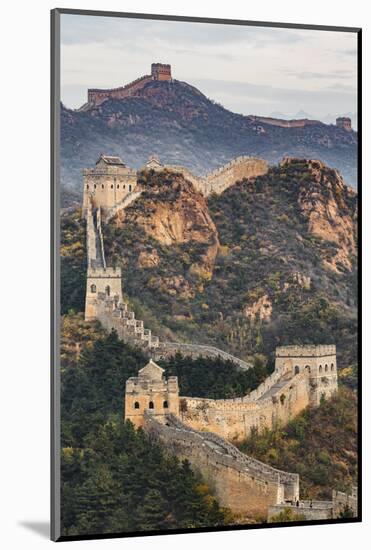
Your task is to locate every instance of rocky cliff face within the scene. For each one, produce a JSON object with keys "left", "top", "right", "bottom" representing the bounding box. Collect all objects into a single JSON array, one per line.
[
  {"left": 105, "top": 171, "right": 219, "bottom": 304},
  {"left": 118, "top": 173, "right": 218, "bottom": 250},
  {"left": 63, "top": 159, "right": 357, "bottom": 374},
  {"left": 283, "top": 158, "right": 357, "bottom": 273}
]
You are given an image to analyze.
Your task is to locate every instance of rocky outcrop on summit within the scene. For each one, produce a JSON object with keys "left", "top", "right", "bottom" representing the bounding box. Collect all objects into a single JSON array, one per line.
[
  {"left": 281, "top": 158, "right": 357, "bottom": 272},
  {"left": 108, "top": 171, "right": 219, "bottom": 295},
  {"left": 120, "top": 172, "right": 218, "bottom": 248}
]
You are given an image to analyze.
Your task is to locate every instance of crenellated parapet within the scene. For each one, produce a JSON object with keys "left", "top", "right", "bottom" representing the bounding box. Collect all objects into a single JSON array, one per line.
[
  {"left": 95, "top": 292, "right": 160, "bottom": 352},
  {"left": 124, "top": 360, "right": 341, "bottom": 520},
  {"left": 142, "top": 154, "right": 268, "bottom": 196},
  {"left": 86, "top": 63, "right": 172, "bottom": 107}
]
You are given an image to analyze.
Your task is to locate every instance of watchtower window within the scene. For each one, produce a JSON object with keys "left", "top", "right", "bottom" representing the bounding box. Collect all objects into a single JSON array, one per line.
[
  {"left": 90, "top": 284, "right": 97, "bottom": 293},
  {"left": 129, "top": 184, "right": 132, "bottom": 192},
  {"left": 134, "top": 401, "right": 140, "bottom": 409},
  {"left": 294, "top": 366, "right": 300, "bottom": 375},
  {"left": 111, "top": 184, "right": 113, "bottom": 189},
  {"left": 163, "top": 400, "right": 168, "bottom": 409},
  {"left": 105, "top": 285, "right": 110, "bottom": 296},
  {"left": 117, "top": 184, "right": 120, "bottom": 189},
  {"left": 305, "top": 365, "right": 311, "bottom": 373},
  {"left": 149, "top": 401, "right": 154, "bottom": 409},
  {"left": 331, "top": 363, "right": 334, "bottom": 371},
  {"left": 325, "top": 364, "right": 328, "bottom": 372},
  {"left": 86, "top": 184, "right": 89, "bottom": 189},
  {"left": 94, "top": 184, "right": 96, "bottom": 189},
  {"left": 102, "top": 184, "right": 104, "bottom": 189},
  {"left": 319, "top": 365, "right": 323, "bottom": 373}
]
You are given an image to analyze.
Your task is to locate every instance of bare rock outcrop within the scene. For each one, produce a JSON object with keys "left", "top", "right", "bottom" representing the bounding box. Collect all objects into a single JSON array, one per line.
[
  {"left": 283, "top": 158, "right": 357, "bottom": 272},
  {"left": 121, "top": 173, "right": 220, "bottom": 281}
]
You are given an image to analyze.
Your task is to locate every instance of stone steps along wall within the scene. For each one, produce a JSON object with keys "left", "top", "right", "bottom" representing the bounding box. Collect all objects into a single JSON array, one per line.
[
  {"left": 154, "top": 342, "right": 253, "bottom": 371},
  {"left": 144, "top": 412, "right": 298, "bottom": 516},
  {"left": 86, "top": 198, "right": 259, "bottom": 365},
  {"left": 105, "top": 190, "right": 143, "bottom": 222},
  {"left": 95, "top": 207, "right": 106, "bottom": 269},
  {"left": 96, "top": 292, "right": 159, "bottom": 351},
  {"left": 86, "top": 202, "right": 97, "bottom": 267}
]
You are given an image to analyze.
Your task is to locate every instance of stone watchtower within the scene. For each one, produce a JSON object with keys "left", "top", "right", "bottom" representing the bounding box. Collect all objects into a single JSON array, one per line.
[
  {"left": 336, "top": 117, "right": 352, "bottom": 131},
  {"left": 151, "top": 63, "right": 172, "bottom": 81},
  {"left": 275, "top": 345, "right": 338, "bottom": 405},
  {"left": 82, "top": 155, "right": 137, "bottom": 218},
  {"left": 124, "top": 360, "right": 179, "bottom": 427}
]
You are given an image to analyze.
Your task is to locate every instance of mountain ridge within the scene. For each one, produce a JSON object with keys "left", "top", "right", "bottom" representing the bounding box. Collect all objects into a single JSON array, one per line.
[{"left": 61, "top": 79, "right": 358, "bottom": 200}]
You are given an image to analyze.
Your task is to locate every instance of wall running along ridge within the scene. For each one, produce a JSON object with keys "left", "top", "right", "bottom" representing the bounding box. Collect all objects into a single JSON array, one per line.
[
  {"left": 82, "top": 168, "right": 349, "bottom": 522},
  {"left": 144, "top": 412, "right": 298, "bottom": 518}
]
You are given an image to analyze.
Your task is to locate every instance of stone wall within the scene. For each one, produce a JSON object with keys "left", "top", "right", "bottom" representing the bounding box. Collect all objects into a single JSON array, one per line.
[
  {"left": 95, "top": 293, "right": 159, "bottom": 352},
  {"left": 146, "top": 156, "right": 268, "bottom": 197},
  {"left": 204, "top": 156, "right": 268, "bottom": 195},
  {"left": 154, "top": 342, "right": 253, "bottom": 371},
  {"left": 144, "top": 413, "right": 299, "bottom": 518},
  {"left": 249, "top": 116, "right": 320, "bottom": 129},
  {"left": 180, "top": 371, "right": 311, "bottom": 441},
  {"left": 87, "top": 75, "right": 153, "bottom": 106},
  {"left": 332, "top": 488, "right": 358, "bottom": 518},
  {"left": 87, "top": 64, "right": 172, "bottom": 106},
  {"left": 268, "top": 501, "right": 333, "bottom": 522}
]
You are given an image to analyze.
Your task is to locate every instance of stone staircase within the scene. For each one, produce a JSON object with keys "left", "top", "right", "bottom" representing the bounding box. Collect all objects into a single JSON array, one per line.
[
  {"left": 257, "top": 375, "right": 293, "bottom": 401},
  {"left": 96, "top": 293, "right": 160, "bottom": 351},
  {"left": 105, "top": 190, "right": 143, "bottom": 221}
]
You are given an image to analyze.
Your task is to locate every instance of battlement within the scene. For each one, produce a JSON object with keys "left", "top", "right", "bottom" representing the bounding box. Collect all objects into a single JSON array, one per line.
[
  {"left": 87, "top": 266, "right": 121, "bottom": 278},
  {"left": 87, "top": 74, "right": 153, "bottom": 106},
  {"left": 142, "top": 154, "right": 268, "bottom": 196},
  {"left": 144, "top": 412, "right": 298, "bottom": 517},
  {"left": 151, "top": 63, "right": 172, "bottom": 81},
  {"left": 249, "top": 115, "right": 321, "bottom": 129},
  {"left": 83, "top": 155, "right": 138, "bottom": 216},
  {"left": 336, "top": 116, "right": 352, "bottom": 131},
  {"left": 276, "top": 345, "right": 336, "bottom": 357},
  {"left": 86, "top": 63, "right": 172, "bottom": 107}
]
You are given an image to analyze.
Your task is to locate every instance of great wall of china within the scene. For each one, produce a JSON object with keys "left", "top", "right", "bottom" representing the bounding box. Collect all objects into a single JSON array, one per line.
[
  {"left": 81, "top": 155, "right": 356, "bottom": 522},
  {"left": 82, "top": 153, "right": 269, "bottom": 218},
  {"left": 78, "top": 63, "right": 172, "bottom": 111},
  {"left": 76, "top": 62, "right": 352, "bottom": 132}
]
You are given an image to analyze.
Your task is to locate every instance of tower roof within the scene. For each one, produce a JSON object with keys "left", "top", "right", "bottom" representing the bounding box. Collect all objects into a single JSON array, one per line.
[
  {"left": 96, "top": 154, "right": 126, "bottom": 166},
  {"left": 147, "top": 153, "right": 162, "bottom": 166},
  {"left": 138, "top": 359, "right": 164, "bottom": 380}
]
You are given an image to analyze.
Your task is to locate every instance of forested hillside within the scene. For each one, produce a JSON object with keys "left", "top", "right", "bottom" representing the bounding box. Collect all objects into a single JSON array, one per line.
[
  {"left": 238, "top": 388, "right": 357, "bottom": 500},
  {"left": 61, "top": 320, "right": 241, "bottom": 536}
]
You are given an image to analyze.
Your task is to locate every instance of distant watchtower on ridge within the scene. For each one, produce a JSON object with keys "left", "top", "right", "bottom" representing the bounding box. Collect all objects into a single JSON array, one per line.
[
  {"left": 151, "top": 63, "right": 172, "bottom": 81},
  {"left": 336, "top": 116, "right": 352, "bottom": 131},
  {"left": 85, "top": 63, "right": 172, "bottom": 108}
]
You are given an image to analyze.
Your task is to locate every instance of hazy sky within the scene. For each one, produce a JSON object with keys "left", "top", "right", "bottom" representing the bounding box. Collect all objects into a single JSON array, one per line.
[{"left": 60, "top": 14, "right": 357, "bottom": 121}]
